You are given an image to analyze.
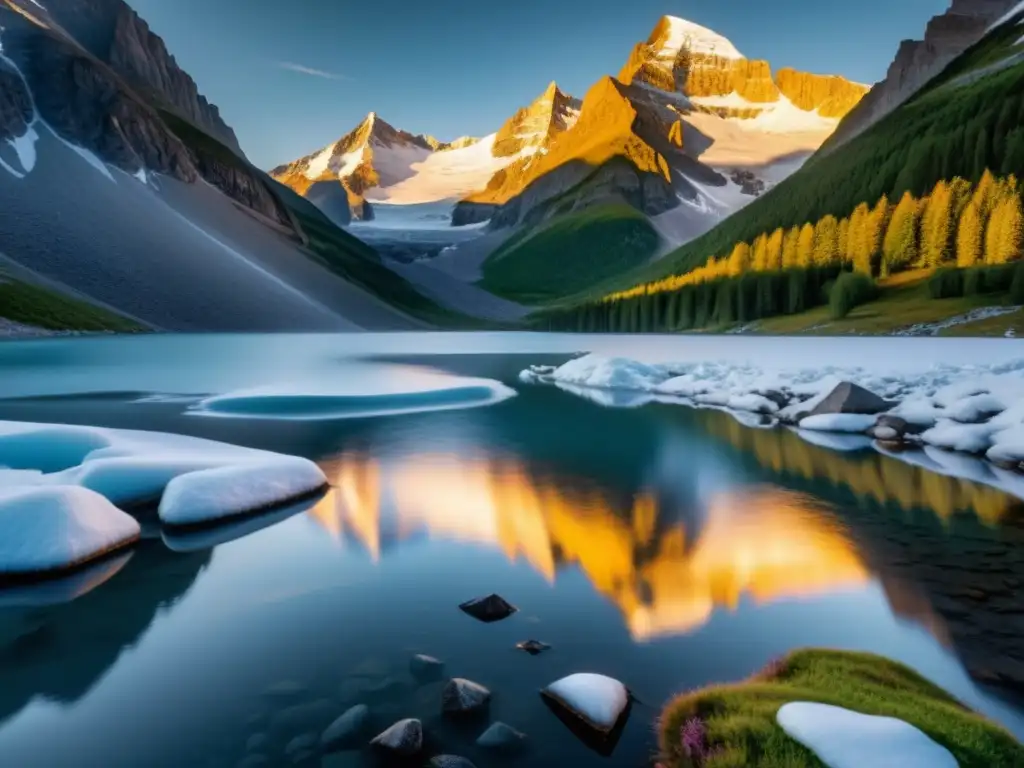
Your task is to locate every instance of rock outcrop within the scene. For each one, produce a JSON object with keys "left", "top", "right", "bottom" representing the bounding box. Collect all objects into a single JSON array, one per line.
[
  {"left": 25, "top": 0, "right": 243, "bottom": 155},
  {"left": 492, "top": 81, "right": 581, "bottom": 156},
  {"left": 822, "top": 0, "right": 1019, "bottom": 151}
]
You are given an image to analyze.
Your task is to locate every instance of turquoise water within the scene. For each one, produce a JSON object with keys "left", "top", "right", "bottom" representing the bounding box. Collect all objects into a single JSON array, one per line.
[{"left": 0, "top": 333, "right": 1021, "bottom": 768}]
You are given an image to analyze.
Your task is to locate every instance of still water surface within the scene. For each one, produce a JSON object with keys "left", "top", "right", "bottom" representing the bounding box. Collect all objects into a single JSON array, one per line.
[{"left": 0, "top": 333, "right": 1021, "bottom": 768}]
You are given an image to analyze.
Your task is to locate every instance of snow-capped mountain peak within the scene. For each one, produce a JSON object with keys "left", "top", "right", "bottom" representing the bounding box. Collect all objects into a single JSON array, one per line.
[{"left": 654, "top": 15, "right": 744, "bottom": 61}]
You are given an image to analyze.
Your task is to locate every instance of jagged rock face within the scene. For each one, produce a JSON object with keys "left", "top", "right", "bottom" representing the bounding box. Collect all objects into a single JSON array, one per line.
[
  {"left": 620, "top": 15, "right": 867, "bottom": 119},
  {"left": 492, "top": 81, "right": 582, "bottom": 157},
  {"left": 25, "top": 0, "right": 243, "bottom": 156},
  {"left": 824, "top": 0, "right": 1019, "bottom": 151},
  {"left": 0, "top": 62, "right": 34, "bottom": 141}
]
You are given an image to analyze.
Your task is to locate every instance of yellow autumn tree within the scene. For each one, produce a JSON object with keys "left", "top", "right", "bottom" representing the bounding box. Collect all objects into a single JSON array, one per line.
[
  {"left": 882, "top": 191, "right": 920, "bottom": 275},
  {"left": 796, "top": 223, "right": 815, "bottom": 267},
  {"left": 956, "top": 202, "right": 983, "bottom": 267},
  {"left": 920, "top": 180, "right": 954, "bottom": 266},
  {"left": 813, "top": 215, "right": 840, "bottom": 266},
  {"left": 728, "top": 241, "right": 751, "bottom": 275},
  {"left": 862, "top": 195, "right": 890, "bottom": 276},
  {"left": 782, "top": 226, "right": 800, "bottom": 268},
  {"left": 847, "top": 202, "right": 869, "bottom": 271},
  {"left": 985, "top": 194, "right": 1024, "bottom": 264},
  {"left": 766, "top": 228, "right": 784, "bottom": 271},
  {"left": 751, "top": 233, "right": 769, "bottom": 272},
  {"left": 838, "top": 218, "right": 850, "bottom": 264}
]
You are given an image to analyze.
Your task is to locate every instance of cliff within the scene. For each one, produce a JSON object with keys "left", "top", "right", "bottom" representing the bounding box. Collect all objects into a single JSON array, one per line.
[{"left": 491, "top": 81, "right": 581, "bottom": 157}]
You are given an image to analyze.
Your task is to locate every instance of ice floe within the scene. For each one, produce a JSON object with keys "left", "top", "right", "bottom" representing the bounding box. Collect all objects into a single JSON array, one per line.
[
  {"left": 0, "top": 421, "right": 329, "bottom": 572},
  {"left": 521, "top": 353, "right": 1024, "bottom": 499},
  {"left": 0, "top": 486, "right": 140, "bottom": 575},
  {"left": 193, "top": 369, "right": 516, "bottom": 421},
  {"left": 776, "top": 702, "right": 958, "bottom": 768}
]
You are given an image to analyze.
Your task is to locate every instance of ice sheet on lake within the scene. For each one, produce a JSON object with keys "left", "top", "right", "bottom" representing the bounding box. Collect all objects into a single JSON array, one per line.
[
  {"left": 193, "top": 367, "right": 516, "bottom": 420},
  {"left": 0, "top": 420, "right": 328, "bottom": 537},
  {"left": 521, "top": 352, "right": 1024, "bottom": 501}
]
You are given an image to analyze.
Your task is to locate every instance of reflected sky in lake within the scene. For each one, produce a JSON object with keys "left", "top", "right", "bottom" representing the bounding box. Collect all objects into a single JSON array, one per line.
[{"left": 0, "top": 334, "right": 1021, "bottom": 767}]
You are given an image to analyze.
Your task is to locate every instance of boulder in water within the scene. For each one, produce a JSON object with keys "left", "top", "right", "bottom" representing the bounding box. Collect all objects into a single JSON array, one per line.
[
  {"left": 476, "top": 721, "right": 527, "bottom": 753},
  {"left": 515, "top": 639, "right": 551, "bottom": 655},
  {"left": 540, "top": 672, "right": 632, "bottom": 755},
  {"left": 441, "top": 678, "right": 491, "bottom": 716},
  {"left": 370, "top": 718, "right": 423, "bottom": 757},
  {"left": 320, "top": 704, "right": 370, "bottom": 751},
  {"left": 269, "top": 699, "right": 337, "bottom": 741},
  {"left": 807, "top": 382, "right": 894, "bottom": 418},
  {"left": 458, "top": 593, "right": 517, "bottom": 622}
]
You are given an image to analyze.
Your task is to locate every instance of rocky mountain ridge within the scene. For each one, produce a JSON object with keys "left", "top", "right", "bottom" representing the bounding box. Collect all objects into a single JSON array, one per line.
[{"left": 822, "top": 0, "right": 1019, "bottom": 151}]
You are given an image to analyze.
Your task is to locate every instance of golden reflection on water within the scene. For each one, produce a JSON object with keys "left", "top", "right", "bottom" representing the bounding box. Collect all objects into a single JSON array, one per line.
[
  {"left": 692, "top": 410, "right": 1017, "bottom": 524},
  {"left": 308, "top": 452, "right": 868, "bottom": 641}
]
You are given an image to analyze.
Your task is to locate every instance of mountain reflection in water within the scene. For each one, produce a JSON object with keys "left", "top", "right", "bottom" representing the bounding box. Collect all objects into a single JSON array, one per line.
[{"left": 308, "top": 451, "right": 869, "bottom": 640}]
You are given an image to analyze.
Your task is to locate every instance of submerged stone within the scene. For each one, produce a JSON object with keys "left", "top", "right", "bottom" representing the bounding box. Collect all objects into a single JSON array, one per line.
[
  {"left": 476, "top": 721, "right": 527, "bottom": 753},
  {"left": 245, "top": 733, "right": 269, "bottom": 753},
  {"left": 235, "top": 756, "right": 270, "bottom": 768},
  {"left": 441, "top": 678, "right": 491, "bottom": 715},
  {"left": 458, "top": 593, "right": 517, "bottom": 622},
  {"left": 410, "top": 653, "right": 445, "bottom": 681},
  {"left": 285, "top": 732, "right": 318, "bottom": 759},
  {"left": 515, "top": 639, "right": 551, "bottom": 655},
  {"left": 270, "top": 699, "right": 338, "bottom": 740},
  {"left": 263, "top": 680, "right": 309, "bottom": 702},
  {"left": 428, "top": 756, "right": 477, "bottom": 768},
  {"left": 320, "top": 704, "right": 370, "bottom": 751},
  {"left": 370, "top": 718, "right": 423, "bottom": 756}
]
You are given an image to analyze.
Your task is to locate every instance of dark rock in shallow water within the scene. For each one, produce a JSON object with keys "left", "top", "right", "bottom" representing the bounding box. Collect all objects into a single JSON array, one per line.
[
  {"left": 515, "top": 639, "right": 551, "bottom": 655},
  {"left": 285, "top": 733, "right": 318, "bottom": 759},
  {"left": 270, "top": 700, "right": 338, "bottom": 740},
  {"left": 441, "top": 678, "right": 491, "bottom": 716},
  {"left": 245, "top": 733, "right": 269, "bottom": 753},
  {"left": 320, "top": 704, "right": 370, "bottom": 751},
  {"left": 458, "top": 593, "right": 517, "bottom": 623},
  {"left": 807, "top": 382, "right": 894, "bottom": 419},
  {"left": 476, "top": 721, "right": 527, "bottom": 753},
  {"left": 428, "top": 756, "right": 477, "bottom": 768},
  {"left": 370, "top": 718, "right": 423, "bottom": 756},
  {"left": 409, "top": 653, "right": 445, "bottom": 681},
  {"left": 362, "top": 676, "right": 412, "bottom": 703}
]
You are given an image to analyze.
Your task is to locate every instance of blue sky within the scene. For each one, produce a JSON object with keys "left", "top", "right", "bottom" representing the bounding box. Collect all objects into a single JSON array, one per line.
[{"left": 125, "top": 0, "right": 950, "bottom": 170}]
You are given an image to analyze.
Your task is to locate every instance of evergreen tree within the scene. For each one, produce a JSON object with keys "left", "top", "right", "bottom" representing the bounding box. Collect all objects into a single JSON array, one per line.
[
  {"left": 728, "top": 241, "right": 751, "bottom": 275},
  {"left": 1004, "top": 128, "right": 1024, "bottom": 179},
  {"left": 956, "top": 202, "right": 983, "bottom": 268},
  {"left": 766, "top": 228, "right": 784, "bottom": 271},
  {"left": 782, "top": 226, "right": 800, "bottom": 268},
  {"left": 920, "top": 180, "right": 954, "bottom": 266},
  {"left": 813, "top": 215, "right": 840, "bottom": 266},
  {"left": 883, "top": 191, "right": 920, "bottom": 275},
  {"left": 797, "top": 223, "right": 815, "bottom": 267}
]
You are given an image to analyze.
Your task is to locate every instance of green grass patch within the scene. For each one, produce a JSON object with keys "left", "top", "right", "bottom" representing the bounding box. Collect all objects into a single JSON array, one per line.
[
  {"left": 478, "top": 204, "right": 660, "bottom": 303},
  {"left": 156, "top": 108, "right": 247, "bottom": 170},
  {"left": 0, "top": 274, "right": 144, "bottom": 333},
  {"left": 658, "top": 648, "right": 1024, "bottom": 768},
  {"left": 752, "top": 270, "right": 1014, "bottom": 336}
]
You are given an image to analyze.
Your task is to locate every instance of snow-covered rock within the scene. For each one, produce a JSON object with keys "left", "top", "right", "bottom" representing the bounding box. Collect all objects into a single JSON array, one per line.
[
  {"left": 441, "top": 678, "right": 491, "bottom": 715},
  {"left": 0, "top": 486, "right": 140, "bottom": 575},
  {"left": 804, "top": 381, "right": 893, "bottom": 419},
  {"left": 370, "top": 718, "right": 422, "bottom": 756},
  {"left": 540, "top": 673, "right": 629, "bottom": 732},
  {"left": 799, "top": 414, "right": 878, "bottom": 434},
  {"left": 158, "top": 459, "right": 327, "bottom": 527},
  {"left": 409, "top": 654, "right": 445, "bottom": 681},
  {"left": 776, "top": 702, "right": 958, "bottom": 768},
  {"left": 944, "top": 393, "right": 1006, "bottom": 424}
]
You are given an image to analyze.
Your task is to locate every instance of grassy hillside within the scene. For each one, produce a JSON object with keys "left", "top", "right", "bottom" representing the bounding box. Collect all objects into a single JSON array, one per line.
[
  {"left": 605, "top": 8, "right": 1024, "bottom": 293},
  {"left": 157, "top": 111, "right": 476, "bottom": 328},
  {"left": 0, "top": 272, "right": 144, "bottom": 333},
  {"left": 478, "top": 205, "right": 660, "bottom": 303}
]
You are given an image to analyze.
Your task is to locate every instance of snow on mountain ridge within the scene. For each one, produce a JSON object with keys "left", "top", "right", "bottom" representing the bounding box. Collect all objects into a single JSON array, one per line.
[{"left": 659, "top": 15, "right": 744, "bottom": 60}]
